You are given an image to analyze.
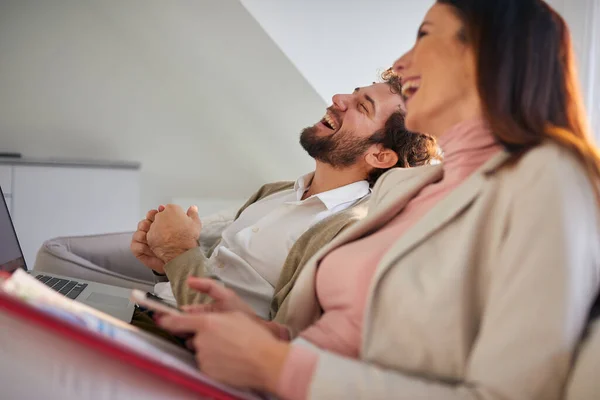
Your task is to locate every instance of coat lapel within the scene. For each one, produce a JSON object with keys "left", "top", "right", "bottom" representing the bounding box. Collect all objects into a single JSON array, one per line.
[
  {"left": 370, "top": 150, "right": 512, "bottom": 289},
  {"left": 331, "top": 164, "right": 445, "bottom": 247},
  {"left": 284, "top": 165, "right": 444, "bottom": 330}
]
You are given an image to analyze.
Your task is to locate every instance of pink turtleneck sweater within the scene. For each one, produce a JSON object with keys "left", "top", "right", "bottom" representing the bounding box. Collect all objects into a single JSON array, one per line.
[{"left": 276, "top": 119, "right": 503, "bottom": 400}]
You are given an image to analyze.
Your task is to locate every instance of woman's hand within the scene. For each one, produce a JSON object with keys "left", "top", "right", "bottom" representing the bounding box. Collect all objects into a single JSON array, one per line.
[
  {"left": 181, "top": 277, "right": 256, "bottom": 316},
  {"left": 181, "top": 277, "right": 289, "bottom": 340},
  {"left": 158, "top": 311, "right": 290, "bottom": 392}
]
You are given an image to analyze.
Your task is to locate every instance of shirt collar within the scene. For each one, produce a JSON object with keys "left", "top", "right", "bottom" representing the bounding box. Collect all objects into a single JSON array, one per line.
[
  {"left": 292, "top": 172, "right": 371, "bottom": 210},
  {"left": 293, "top": 172, "right": 314, "bottom": 197}
]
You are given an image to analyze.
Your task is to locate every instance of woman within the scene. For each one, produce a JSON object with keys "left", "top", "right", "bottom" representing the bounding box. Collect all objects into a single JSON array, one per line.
[{"left": 159, "top": 1, "right": 600, "bottom": 398}]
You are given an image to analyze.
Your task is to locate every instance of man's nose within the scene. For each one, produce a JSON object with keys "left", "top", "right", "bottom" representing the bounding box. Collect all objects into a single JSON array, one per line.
[{"left": 331, "top": 94, "right": 349, "bottom": 112}]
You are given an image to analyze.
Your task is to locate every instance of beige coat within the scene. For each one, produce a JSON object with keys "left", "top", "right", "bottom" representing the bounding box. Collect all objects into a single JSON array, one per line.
[{"left": 279, "top": 143, "right": 600, "bottom": 400}]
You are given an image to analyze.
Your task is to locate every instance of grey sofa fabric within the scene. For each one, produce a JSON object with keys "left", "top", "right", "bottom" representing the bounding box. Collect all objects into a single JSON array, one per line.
[{"left": 34, "top": 232, "right": 155, "bottom": 292}]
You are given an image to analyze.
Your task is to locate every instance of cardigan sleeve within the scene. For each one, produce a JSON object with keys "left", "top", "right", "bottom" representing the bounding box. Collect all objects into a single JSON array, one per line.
[{"left": 163, "top": 247, "right": 211, "bottom": 306}]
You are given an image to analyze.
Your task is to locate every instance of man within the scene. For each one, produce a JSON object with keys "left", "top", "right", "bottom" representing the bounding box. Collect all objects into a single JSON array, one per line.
[{"left": 131, "top": 77, "right": 438, "bottom": 321}]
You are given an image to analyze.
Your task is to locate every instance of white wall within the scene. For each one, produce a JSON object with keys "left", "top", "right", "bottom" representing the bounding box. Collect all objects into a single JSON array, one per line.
[
  {"left": 547, "top": 0, "right": 600, "bottom": 136},
  {"left": 0, "top": 0, "right": 326, "bottom": 214},
  {"left": 584, "top": 0, "right": 600, "bottom": 137}
]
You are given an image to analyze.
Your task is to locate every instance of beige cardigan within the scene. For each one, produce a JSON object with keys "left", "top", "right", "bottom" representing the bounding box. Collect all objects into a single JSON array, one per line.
[
  {"left": 278, "top": 143, "right": 600, "bottom": 400},
  {"left": 162, "top": 181, "right": 369, "bottom": 320}
]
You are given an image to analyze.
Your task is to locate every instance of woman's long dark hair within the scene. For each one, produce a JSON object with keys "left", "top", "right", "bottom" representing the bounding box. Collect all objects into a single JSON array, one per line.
[{"left": 438, "top": 0, "right": 600, "bottom": 202}]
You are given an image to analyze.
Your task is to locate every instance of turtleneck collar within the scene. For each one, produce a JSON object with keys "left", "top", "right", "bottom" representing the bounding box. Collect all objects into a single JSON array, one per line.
[{"left": 436, "top": 118, "right": 504, "bottom": 182}]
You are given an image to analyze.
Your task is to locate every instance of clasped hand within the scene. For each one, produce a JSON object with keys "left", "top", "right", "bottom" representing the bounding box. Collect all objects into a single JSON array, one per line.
[{"left": 130, "top": 204, "right": 202, "bottom": 273}]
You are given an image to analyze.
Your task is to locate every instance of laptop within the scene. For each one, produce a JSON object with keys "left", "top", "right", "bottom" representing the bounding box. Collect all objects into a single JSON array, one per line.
[{"left": 0, "top": 186, "right": 135, "bottom": 322}]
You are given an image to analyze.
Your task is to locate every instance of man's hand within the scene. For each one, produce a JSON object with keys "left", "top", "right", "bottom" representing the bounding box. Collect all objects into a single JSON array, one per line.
[
  {"left": 158, "top": 311, "right": 290, "bottom": 393},
  {"left": 147, "top": 204, "right": 202, "bottom": 264},
  {"left": 131, "top": 209, "right": 166, "bottom": 274}
]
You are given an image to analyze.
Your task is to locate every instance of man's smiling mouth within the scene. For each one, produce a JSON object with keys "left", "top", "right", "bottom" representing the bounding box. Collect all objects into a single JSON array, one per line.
[{"left": 320, "top": 111, "right": 338, "bottom": 130}]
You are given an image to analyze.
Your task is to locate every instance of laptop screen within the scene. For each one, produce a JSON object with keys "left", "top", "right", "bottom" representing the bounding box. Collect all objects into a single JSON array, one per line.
[{"left": 0, "top": 186, "right": 26, "bottom": 272}]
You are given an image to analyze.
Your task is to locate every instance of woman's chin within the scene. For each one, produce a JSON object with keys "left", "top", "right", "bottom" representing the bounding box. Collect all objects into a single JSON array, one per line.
[
  {"left": 405, "top": 106, "right": 444, "bottom": 138},
  {"left": 404, "top": 111, "right": 425, "bottom": 135}
]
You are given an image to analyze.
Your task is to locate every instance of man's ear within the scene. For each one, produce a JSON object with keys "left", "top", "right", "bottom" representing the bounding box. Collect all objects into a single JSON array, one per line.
[{"left": 365, "top": 144, "right": 399, "bottom": 170}]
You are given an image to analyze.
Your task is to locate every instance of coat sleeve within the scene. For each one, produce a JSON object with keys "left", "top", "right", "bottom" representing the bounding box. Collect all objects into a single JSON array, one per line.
[{"left": 299, "top": 160, "right": 600, "bottom": 399}]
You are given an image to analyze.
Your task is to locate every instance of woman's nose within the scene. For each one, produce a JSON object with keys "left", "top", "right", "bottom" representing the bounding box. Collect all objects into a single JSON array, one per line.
[{"left": 392, "top": 48, "right": 413, "bottom": 78}]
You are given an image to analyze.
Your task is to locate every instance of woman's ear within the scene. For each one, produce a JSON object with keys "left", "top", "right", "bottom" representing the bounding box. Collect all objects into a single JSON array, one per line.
[{"left": 365, "top": 145, "right": 399, "bottom": 170}]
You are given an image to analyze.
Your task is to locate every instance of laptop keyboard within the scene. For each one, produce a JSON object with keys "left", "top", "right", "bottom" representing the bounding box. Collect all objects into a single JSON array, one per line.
[{"left": 35, "top": 274, "right": 88, "bottom": 300}]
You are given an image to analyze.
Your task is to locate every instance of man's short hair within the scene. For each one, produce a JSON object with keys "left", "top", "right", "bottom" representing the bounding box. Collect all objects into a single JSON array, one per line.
[{"left": 365, "top": 75, "right": 440, "bottom": 186}]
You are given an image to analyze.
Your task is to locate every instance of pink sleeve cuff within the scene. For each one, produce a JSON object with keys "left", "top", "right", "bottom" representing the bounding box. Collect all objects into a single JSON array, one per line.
[{"left": 276, "top": 345, "right": 318, "bottom": 400}]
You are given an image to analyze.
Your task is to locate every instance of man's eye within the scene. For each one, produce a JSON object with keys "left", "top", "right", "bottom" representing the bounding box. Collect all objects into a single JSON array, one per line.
[
  {"left": 360, "top": 104, "right": 368, "bottom": 113},
  {"left": 417, "top": 29, "right": 428, "bottom": 39}
]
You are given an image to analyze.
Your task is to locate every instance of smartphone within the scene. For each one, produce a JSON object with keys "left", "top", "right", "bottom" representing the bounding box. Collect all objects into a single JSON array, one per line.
[{"left": 130, "top": 289, "right": 182, "bottom": 315}]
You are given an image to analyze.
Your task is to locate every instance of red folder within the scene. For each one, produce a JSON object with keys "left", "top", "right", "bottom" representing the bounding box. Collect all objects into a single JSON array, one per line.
[{"left": 0, "top": 290, "right": 260, "bottom": 400}]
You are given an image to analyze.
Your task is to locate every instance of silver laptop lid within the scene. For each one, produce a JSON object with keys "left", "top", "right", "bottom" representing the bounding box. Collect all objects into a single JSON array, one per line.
[{"left": 0, "top": 186, "right": 27, "bottom": 272}]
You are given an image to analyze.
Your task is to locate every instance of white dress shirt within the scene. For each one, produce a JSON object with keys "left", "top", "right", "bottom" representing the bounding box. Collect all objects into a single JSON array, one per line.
[{"left": 155, "top": 173, "right": 370, "bottom": 318}]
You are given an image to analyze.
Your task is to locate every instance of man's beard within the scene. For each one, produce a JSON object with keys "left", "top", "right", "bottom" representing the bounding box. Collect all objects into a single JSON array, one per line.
[{"left": 299, "top": 126, "right": 376, "bottom": 168}]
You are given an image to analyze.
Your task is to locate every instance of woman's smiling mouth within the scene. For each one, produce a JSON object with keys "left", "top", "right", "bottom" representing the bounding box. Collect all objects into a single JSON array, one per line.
[{"left": 401, "top": 78, "right": 421, "bottom": 103}]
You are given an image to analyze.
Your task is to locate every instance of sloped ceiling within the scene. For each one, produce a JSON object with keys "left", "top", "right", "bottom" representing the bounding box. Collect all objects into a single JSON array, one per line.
[{"left": 239, "top": 0, "right": 434, "bottom": 102}]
